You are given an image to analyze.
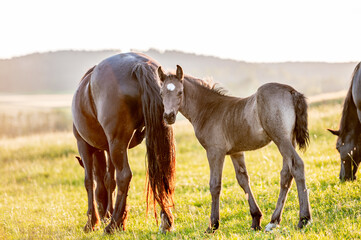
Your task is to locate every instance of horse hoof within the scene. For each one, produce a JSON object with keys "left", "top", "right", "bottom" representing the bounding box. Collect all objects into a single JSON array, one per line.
[
  {"left": 252, "top": 225, "right": 262, "bottom": 231},
  {"left": 83, "top": 224, "right": 92, "bottom": 233},
  {"left": 83, "top": 220, "right": 99, "bottom": 233},
  {"left": 264, "top": 223, "right": 278, "bottom": 232},
  {"left": 251, "top": 216, "right": 262, "bottom": 230},
  {"left": 159, "top": 219, "right": 174, "bottom": 234},
  {"left": 104, "top": 224, "right": 118, "bottom": 234},
  {"left": 297, "top": 217, "right": 312, "bottom": 229},
  {"left": 159, "top": 224, "right": 174, "bottom": 234},
  {"left": 205, "top": 226, "right": 216, "bottom": 234},
  {"left": 104, "top": 226, "right": 115, "bottom": 235}
]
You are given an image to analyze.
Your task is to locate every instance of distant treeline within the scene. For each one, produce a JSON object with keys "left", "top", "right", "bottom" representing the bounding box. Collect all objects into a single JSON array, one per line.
[
  {"left": 0, "top": 108, "right": 72, "bottom": 137},
  {"left": 0, "top": 49, "right": 357, "bottom": 96}
]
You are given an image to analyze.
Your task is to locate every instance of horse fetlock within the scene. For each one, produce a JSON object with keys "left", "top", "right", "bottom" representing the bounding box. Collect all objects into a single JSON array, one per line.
[
  {"left": 298, "top": 216, "right": 312, "bottom": 229},
  {"left": 83, "top": 214, "right": 100, "bottom": 232},
  {"left": 159, "top": 210, "right": 174, "bottom": 233},
  {"left": 251, "top": 212, "right": 262, "bottom": 230},
  {"left": 104, "top": 218, "right": 124, "bottom": 234},
  {"left": 205, "top": 218, "right": 219, "bottom": 234}
]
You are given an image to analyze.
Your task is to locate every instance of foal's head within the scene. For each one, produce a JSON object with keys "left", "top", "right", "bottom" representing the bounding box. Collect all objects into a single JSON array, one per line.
[{"left": 158, "top": 65, "right": 184, "bottom": 125}]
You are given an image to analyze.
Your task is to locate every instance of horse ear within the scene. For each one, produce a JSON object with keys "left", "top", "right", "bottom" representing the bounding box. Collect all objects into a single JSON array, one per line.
[
  {"left": 328, "top": 128, "right": 340, "bottom": 136},
  {"left": 176, "top": 65, "right": 184, "bottom": 82},
  {"left": 158, "top": 66, "right": 166, "bottom": 82}
]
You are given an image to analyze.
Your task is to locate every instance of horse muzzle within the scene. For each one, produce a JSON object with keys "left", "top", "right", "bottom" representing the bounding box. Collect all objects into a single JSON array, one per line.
[{"left": 163, "top": 112, "right": 176, "bottom": 125}]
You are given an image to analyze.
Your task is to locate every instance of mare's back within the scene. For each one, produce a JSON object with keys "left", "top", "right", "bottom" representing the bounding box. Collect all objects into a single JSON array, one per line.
[{"left": 91, "top": 53, "right": 154, "bottom": 90}]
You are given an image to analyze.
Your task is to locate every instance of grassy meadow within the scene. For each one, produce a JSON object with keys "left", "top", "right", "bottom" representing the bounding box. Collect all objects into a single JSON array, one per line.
[{"left": 1, "top": 96, "right": 361, "bottom": 239}]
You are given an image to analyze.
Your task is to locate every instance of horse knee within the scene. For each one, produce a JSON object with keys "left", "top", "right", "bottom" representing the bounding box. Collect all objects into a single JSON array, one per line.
[
  {"left": 291, "top": 157, "right": 305, "bottom": 181},
  {"left": 84, "top": 175, "right": 93, "bottom": 191},
  {"left": 116, "top": 169, "right": 132, "bottom": 191},
  {"left": 209, "top": 180, "right": 222, "bottom": 196}
]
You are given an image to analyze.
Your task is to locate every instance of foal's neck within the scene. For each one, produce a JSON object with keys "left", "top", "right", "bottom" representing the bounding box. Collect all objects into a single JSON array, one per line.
[{"left": 180, "top": 78, "right": 235, "bottom": 127}]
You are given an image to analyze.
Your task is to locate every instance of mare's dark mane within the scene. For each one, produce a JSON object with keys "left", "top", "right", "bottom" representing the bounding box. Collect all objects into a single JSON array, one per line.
[{"left": 339, "top": 62, "right": 361, "bottom": 138}]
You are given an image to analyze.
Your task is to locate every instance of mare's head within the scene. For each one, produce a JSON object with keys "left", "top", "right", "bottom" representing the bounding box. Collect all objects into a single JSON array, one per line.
[
  {"left": 328, "top": 128, "right": 361, "bottom": 181},
  {"left": 157, "top": 65, "right": 184, "bottom": 125}
]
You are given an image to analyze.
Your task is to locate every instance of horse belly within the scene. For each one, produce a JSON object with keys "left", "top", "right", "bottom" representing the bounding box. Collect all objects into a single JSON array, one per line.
[{"left": 228, "top": 126, "right": 271, "bottom": 154}]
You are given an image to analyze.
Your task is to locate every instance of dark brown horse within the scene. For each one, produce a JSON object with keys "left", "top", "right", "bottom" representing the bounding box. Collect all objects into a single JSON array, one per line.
[
  {"left": 328, "top": 62, "right": 361, "bottom": 181},
  {"left": 158, "top": 65, "right": 311, "bottom": 232},
  {"left": 72, "top": 53, "right": 176, "bottom": 233}
]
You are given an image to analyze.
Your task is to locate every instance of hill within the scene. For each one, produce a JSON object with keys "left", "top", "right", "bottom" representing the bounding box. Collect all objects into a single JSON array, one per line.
[{"left": 0, "top": 49, "right": 357, "bottom": 96}]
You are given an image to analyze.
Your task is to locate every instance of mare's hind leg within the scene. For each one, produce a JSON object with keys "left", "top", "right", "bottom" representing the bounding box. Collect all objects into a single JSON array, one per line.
[
  {"left": 75, "top": 137, "right": 100, "bottom": 232},
  {"left": 266, "top": 140, "right": 311, "bottom": 231},
  {"left": 93, "top": 150, "right": 108, "bottom": 220},
  {"left": 230, "top": 152, "right": 262, "bottom": 230},
  {"left": 104, "top": 156, "right": 115, "bottom": 220},
  {"left": 104, "top": 139, "right": 132, "bottom": 234},
  {"left": 205, "top": 149, "right": 226, "bottom": 233}
]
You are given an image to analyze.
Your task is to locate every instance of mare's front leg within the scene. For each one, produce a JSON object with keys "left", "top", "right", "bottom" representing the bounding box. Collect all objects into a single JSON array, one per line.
[
  {"left": 104, "top": 157, "right": 115, "bottom": 220},
  {"left": 104, "top": 139, "right": 132, "bottom": 234},
  {"left": 205, "top": 149, "right": 226, "bottom": 233},
  {"left": 93, "top": 150, "right": 108, "bottom": 220},
  {"left": 230, "top": 152, "right": 262, "bottom": 230}
]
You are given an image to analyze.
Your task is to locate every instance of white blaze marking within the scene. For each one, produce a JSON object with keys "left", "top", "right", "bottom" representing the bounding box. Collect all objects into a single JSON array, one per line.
[{"left": 167, "top": 83, "right": 175, "bottom": 91}]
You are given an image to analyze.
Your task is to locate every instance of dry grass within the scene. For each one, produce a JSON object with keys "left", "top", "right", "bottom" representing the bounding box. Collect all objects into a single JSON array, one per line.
[{"left": 1, "top": 93, "right": 361, "bottom": 239}]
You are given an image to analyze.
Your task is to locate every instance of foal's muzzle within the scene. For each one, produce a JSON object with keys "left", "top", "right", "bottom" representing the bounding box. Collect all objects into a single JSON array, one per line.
[{"left": 163, "top": 112, "right": 176, "bottom": 125}]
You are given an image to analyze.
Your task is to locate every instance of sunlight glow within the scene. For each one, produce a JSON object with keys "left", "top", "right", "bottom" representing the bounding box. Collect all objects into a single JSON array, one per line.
[{"left": 0, "top": 0, "right": 360, "bottom": 62}]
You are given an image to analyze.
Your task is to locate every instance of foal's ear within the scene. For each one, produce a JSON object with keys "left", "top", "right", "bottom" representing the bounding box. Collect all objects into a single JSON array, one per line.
[
  {"left": 176, "top": 65, "right": 184, "bottom": 82},
  {"left": 158, "top": 66, "right": 167, "bottom": 82},
  {"left": 327, "top": 128, "right": 340, "bottom": 136}
]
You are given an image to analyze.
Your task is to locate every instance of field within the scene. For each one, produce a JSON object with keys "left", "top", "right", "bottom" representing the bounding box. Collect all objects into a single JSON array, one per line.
[{"left": 1, "top": 96, "right": 361, "bottom": 239}]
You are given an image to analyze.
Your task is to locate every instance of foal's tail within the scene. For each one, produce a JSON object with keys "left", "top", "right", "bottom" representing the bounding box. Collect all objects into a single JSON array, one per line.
[
  {"left": 131, "top": 62, "right": 176, "bottom": 226},
  {"left": 291, "top": 90, "right": 309, "bottom": 151}
]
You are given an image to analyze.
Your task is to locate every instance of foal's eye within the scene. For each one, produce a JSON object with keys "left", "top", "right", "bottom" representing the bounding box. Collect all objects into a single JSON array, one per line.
[{"left": 177, "top": 91, "right": 182, "bottom": 96}]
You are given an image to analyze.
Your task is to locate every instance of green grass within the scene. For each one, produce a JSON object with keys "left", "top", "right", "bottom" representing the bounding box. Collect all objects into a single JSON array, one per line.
[{"left": 1, "top": 99, "right": 361, "bottom": 239}]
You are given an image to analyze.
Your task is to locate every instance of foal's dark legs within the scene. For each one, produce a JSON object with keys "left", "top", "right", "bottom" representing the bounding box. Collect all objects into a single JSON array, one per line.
[
  {"left": 230, "top": 152, "right": 263, "bottom": 230},
  {"left": 265, "top": 157, "right": 293, "bottom": 231},
  {"left": 266, "top": 140, "right": 311, "bottom": 231},
  {"left": 205, "top": 149, "right": 225, "bottom": 233}
]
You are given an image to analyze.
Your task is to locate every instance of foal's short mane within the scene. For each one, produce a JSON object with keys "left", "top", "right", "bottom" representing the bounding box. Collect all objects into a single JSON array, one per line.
[
  {"left": 339, "top": 62, "right": 361, "bottom": 138},
  {"left": 184, "top": 75, "right": 229, "bottom": 96}
]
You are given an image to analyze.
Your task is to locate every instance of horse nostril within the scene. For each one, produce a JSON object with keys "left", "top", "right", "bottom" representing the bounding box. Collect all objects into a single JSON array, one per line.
[
  {"left": 169, "top": 112, "right": 175, "bottom": 119},
  {"left": 164, "top": 112, "right": 176, "bottom": 123}
]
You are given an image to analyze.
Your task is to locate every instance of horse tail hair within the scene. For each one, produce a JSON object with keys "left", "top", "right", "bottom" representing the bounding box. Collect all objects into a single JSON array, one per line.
[
  {"left": 291, "top": 90, "right": 309, "bottom": 151},
  {"left": 80, "top": 65, "right": 96, "bottom": 82},
  {"left": 131, "top": 62, "right": 176, "bottom": 226}
]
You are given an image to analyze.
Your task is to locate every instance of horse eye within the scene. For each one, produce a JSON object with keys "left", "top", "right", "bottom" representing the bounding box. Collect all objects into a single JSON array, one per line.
[{"left": 177, "top": 91, "right": 182, "bottom": 96}]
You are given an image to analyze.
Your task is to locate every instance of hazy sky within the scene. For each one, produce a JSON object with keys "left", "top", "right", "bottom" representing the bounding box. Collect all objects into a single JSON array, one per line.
[{"left": 1, "top": 0, "right": 360, "bottom": 62}]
